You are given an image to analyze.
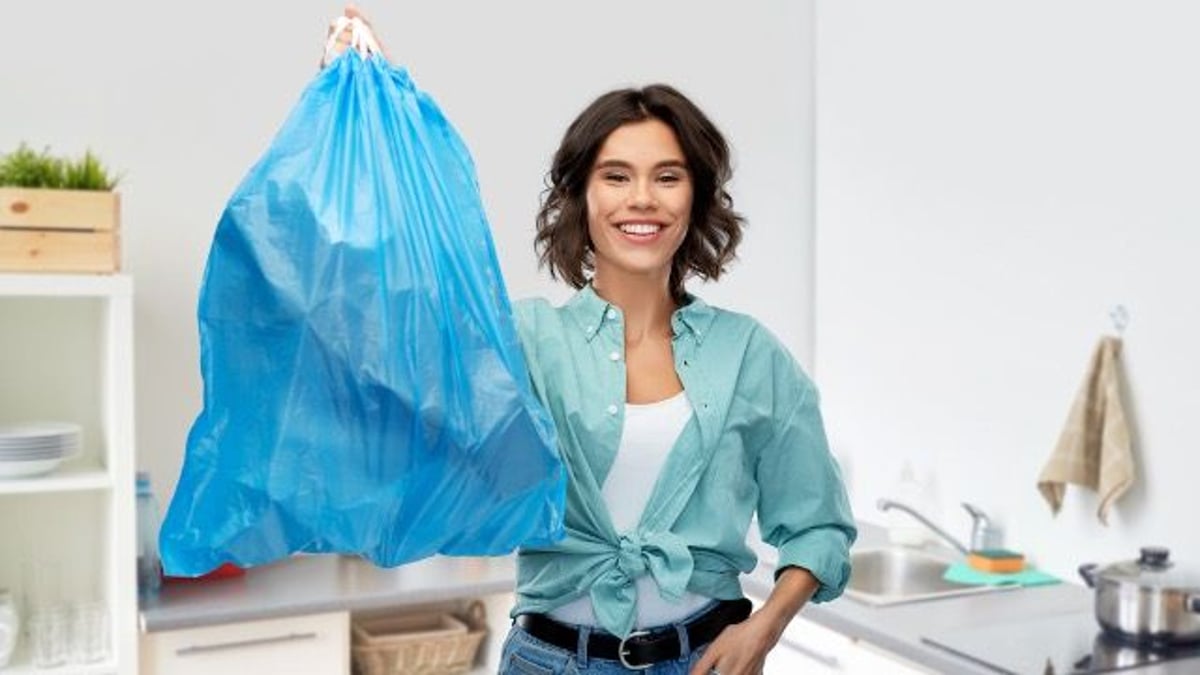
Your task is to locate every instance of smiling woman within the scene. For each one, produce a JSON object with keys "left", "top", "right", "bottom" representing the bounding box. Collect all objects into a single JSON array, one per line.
[{"left": 500, "top": 82, "right": 856, "bottom": 675}]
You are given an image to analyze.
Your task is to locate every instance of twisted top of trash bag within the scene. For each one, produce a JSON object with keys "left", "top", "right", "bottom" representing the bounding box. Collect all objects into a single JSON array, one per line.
[{"left": 323, "top": 16, "right": 384, "bottom": 67}]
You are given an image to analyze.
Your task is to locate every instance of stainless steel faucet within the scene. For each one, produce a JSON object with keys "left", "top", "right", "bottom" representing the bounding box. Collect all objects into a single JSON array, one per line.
[
  {"left": 876, "top": 499, "right": 1000, "bottom": 555},
  {"left": 961, "top": 502, "right": 1003, "bottom": 551}
]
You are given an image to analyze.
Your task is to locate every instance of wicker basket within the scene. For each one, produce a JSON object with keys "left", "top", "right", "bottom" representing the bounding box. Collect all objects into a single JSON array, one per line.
[{"left": 352, "top": 601, "right": 488, "bottom": 675}]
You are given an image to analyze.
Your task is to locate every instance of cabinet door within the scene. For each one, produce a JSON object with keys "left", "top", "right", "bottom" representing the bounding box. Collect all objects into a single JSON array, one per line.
[
  {"left": 766, "top": 614, "right": 851, "bottom": 674},
  {"left": 140, "top": 611, "right": 349, "bottom": 675},
  {"left": 845, "top": 639, "right": 932, "bottom": 674}
]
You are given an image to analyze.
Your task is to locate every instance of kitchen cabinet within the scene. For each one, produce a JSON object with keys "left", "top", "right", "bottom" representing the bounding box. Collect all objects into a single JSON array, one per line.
[
  {"left": 0, "top": 273, "right": 138, "bottom": 673},
  {"left": 844, "top": 638, "right": 931, "bottom": 674},
  {"left": 470, "top": 592, "right": 514, "bottom": 674},
  {"left": 139, "top": 556, "right": 517, "bottom": 675},
  {"left": 760, "top": 602, "right": 931, "bottom": 674},
  {"left": 767, "top": 612, "right": 851, "bottom": 674},
  {"left": 139, "top": 610, "right": 349, "bottom": 675}
]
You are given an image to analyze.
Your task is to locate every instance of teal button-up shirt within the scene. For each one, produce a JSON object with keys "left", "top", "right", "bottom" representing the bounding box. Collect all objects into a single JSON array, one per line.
[{"left": 510, "top": 285, "right": 856, "bottom": 638}]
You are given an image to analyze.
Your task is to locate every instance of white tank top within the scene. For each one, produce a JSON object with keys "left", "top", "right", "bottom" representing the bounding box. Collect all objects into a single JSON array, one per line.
[{"left": 549, "top": 390, "right": 713, "bottom": 629}]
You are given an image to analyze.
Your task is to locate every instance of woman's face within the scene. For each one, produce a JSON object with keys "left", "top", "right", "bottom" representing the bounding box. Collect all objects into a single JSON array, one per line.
[{"left": 585, "top": 119, "right": 693, "bottom": 285}]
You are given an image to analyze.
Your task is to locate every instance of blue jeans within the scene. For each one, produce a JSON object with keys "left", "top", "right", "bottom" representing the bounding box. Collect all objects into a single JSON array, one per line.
[{"left": 498, "top": 603, "right": 715, "bottom": 675}]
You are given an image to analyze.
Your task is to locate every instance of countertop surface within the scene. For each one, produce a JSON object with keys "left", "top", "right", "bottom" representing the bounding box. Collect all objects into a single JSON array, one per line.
[
  {"left": 140, "top": 554, "right": 516, "bottom": 632},
  {"left": 140, "top": 527, "right": 1198, "bottom": 673},
  {"left": 745, "top": 522, "right": 1196, "bottom": 675}
]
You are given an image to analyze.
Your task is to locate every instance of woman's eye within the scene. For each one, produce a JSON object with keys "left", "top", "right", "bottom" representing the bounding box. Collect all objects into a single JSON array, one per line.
[
  {"left": 603, "top": 172, "right": 630, "bottom": 183},
  {"left": 658, "top": 172, "right": 683, "bottom": 184}
]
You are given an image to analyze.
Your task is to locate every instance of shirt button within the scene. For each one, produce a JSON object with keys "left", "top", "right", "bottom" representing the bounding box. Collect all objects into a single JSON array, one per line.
[
  {"left": 606, "top": 404, "right": 619, "bottom": 416},
  {"left": 609, "top": 351, "right": 621, "bottom": 362}
]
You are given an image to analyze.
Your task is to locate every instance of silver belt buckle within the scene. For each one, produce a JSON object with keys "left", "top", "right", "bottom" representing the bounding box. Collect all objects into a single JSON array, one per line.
[{"left": 617, "top": 630, "right": 653, "bottom": 670}]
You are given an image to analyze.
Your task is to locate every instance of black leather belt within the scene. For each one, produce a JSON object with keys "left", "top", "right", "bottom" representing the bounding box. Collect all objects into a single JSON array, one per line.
[{"left": 515, "top": 598, "right": 752, "bottom": 669}]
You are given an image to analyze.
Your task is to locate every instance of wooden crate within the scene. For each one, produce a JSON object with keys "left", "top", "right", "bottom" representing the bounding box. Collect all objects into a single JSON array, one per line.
[{"left": 0, "top": 187, "right": 121, "bottom": 273}]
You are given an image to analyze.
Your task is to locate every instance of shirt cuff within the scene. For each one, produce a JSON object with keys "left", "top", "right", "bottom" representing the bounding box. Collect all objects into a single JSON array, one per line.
[{"left": 773, "top": 526, "right": 855, "bottom": 603}]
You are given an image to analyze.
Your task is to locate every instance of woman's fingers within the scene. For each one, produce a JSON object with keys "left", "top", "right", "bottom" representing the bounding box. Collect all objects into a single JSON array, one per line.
[
  {"left": 328, "top": 4, "right": 365, "bottom": 44},
  {"left": 340, "top": 3, "right": 390, "bottom": 61},
  {"left": 688, "top": 619, "right": 773, "bottom": 675},
  {"left": 325, "top": 6, "right": 361, "bottom": 61},
  {"left": 689, "top": 649, "right": 719, "bottom": 675},
  {"left": 326, "top": 18, "right": 352, "bottom": 58},
  {"left": 323, "top": 3, "right": 390, "bottom": 65}
]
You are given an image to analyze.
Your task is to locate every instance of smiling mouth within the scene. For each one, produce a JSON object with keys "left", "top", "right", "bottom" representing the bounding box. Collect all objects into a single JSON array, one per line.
[{"left": 617, "top": 222, "right": 665, "bottom": 236}]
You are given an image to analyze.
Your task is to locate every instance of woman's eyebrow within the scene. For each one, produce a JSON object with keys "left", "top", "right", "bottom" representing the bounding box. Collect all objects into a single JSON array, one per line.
[{"left": 593, "top": 159, "right": 688, "bottom": 170}]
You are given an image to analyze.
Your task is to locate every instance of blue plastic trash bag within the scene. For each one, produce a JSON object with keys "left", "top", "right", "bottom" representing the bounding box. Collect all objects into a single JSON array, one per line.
[{"left": 160, "top": 49, "right": 565, "bottom": 576}]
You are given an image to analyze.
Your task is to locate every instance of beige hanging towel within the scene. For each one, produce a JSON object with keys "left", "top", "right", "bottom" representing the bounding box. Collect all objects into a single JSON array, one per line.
[{"left": 1037, "top": 336, "right": 1135, "bottom": 525}]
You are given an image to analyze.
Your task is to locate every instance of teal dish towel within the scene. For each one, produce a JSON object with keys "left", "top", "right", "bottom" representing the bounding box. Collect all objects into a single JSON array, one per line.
[{"left": 944, "top": 563, "right": 1061, "bottom": 587}]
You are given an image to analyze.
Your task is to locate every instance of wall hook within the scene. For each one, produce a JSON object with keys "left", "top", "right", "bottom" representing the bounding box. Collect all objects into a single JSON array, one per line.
[{"left": 1109, "top": 305, "right": 1130, "bottom": 336}]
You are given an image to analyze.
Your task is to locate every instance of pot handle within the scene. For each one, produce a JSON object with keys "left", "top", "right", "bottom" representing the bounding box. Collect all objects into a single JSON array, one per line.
[{"left": 1078, "top": 563, "right": 1099, "bottom": 588}]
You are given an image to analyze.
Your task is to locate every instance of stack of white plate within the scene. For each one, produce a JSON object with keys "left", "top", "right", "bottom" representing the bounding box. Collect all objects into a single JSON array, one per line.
[{"left": 0, "top": 422, "right": 82, "bottom": 479}]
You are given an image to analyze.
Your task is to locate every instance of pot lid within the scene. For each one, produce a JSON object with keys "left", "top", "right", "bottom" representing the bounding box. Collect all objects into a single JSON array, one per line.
[{"left": 1100, "top": 547, "right": 1200, "bottom": 589}]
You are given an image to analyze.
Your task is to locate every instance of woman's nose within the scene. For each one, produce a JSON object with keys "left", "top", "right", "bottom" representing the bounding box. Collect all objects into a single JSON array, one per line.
[{"left": 629, "top": 179, "right": 657, "bottom": 209}]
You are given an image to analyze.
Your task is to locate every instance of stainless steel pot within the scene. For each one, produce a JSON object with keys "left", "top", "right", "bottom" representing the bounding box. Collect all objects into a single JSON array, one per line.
[{"left": 1079, "top": 547, "right": 1200, "bottom": 646}]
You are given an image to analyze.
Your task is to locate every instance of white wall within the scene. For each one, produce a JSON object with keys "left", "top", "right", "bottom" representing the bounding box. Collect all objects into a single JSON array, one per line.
[
  {"left": 815, "top": 1, "right": 1200, "bottom": 578},
  {"left": 0, "top": 1, "right": 815, "bottom": 505}
]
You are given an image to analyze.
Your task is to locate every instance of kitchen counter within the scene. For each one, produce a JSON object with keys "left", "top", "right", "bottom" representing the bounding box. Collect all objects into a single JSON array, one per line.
[
  {"left": 139, "top": 554, "right": 516, "bottom": 633},
  {"left": 745, "top": 523, "right": 1085, "bottom": 673},
  {"left": 140, "top": 529, "right": 1197, "bottom": 673},
  {"left": 745, "top": 522, "right": 1196, "bottom": 674}
]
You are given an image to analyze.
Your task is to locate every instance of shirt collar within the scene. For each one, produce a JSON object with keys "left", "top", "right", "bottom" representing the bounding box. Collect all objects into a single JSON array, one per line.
[{"left": 565, "top": 283, "right": 716, "bottom": 345}]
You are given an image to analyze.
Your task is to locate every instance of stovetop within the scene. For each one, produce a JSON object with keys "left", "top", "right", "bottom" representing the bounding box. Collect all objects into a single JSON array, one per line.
[{"left": 922, "top": 611, "right": 1200, "bottom": 674}]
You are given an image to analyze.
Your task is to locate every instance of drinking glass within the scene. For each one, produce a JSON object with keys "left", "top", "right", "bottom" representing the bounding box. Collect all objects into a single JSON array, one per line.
[
  {"left": 29, "top": 604, "right": 68, "bottom": 668},
  {"left": 70, "top": 601, "right": 109, "bottom": 663}
]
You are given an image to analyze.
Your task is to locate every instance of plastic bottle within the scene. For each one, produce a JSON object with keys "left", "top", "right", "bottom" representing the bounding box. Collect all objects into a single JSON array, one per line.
[
  {"left": 886, "top": 461, "right": 935, "bottom": 547},
  {"left": 136, "top": 471, "right": 163, "bottom": 596}
]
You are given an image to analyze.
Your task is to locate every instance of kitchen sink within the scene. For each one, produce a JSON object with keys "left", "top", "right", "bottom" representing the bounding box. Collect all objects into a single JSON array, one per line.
[{"left": 844, "top": 546, "right": 1014, "bottom": 606}]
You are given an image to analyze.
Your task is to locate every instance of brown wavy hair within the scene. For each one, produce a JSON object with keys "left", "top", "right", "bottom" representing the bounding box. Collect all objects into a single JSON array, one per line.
[{"left": 534, "top": 84, "right": 744, "bottom": 303}]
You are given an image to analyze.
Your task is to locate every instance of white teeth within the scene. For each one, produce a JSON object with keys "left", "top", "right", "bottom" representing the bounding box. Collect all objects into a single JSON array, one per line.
[{"left": 619, "top": 223, "right": 662, "bottom": 235}]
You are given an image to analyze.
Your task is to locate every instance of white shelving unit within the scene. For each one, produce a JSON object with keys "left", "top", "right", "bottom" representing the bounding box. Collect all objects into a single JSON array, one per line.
[{"left": 0, "top": 273, "right": 137, "bottom": 674}]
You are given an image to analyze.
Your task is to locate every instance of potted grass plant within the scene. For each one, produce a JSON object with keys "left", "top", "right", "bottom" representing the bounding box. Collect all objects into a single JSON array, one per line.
[{"left": 0, "top": 144, "right": 122, "bottom": 273}]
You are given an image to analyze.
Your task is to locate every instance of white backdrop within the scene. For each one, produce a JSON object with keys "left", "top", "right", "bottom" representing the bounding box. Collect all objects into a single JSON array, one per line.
[{"left": 0, "top": 1, "right": 816, "bottom": 504}]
